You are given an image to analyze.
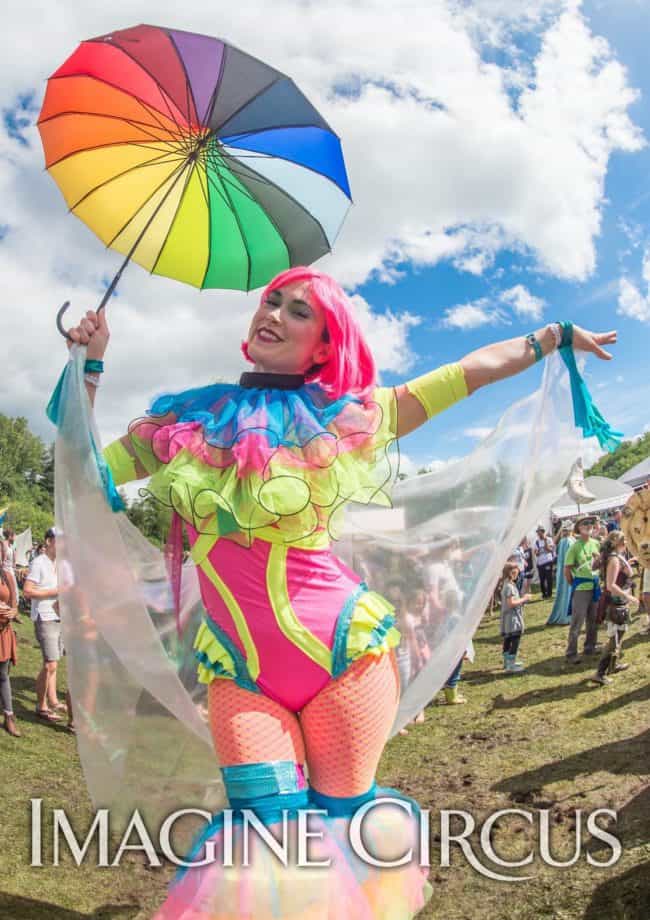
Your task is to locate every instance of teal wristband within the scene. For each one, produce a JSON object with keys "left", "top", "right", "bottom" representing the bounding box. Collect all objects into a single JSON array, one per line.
[
  {"left": 84, "top": 359, "right": 104, "bottom": 374},
  {"left": 526, "top": 333, "right": 543, "bottom": 362},
  {"left": 558, "top": 322, "right": 573, "bottom": 348}
]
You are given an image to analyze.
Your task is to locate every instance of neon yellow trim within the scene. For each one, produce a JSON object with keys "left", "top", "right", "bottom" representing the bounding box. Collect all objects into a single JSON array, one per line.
[
  {"left": 404, "top": 363, "right": 468, "bottom": 419},
  {"left": 266, "top": 545, "right": 332, "bottom": 673},
  {"left": 189, "top": 518, "right": 219, "bottom": 567},
  {"left": 129, "top": 433, "right": 163, "bottom": 476},
  {"left": 102, "top": 440, "right": 138, "bottom": 486},
  {"left": 198, "top": 555, "right": 261, "bottom": 681},
  {"left": 255, "top": 527, "right": 330, "bottom": 550},
  {"left": 371, "top": 386, "right": 399, "bottom": 440}
]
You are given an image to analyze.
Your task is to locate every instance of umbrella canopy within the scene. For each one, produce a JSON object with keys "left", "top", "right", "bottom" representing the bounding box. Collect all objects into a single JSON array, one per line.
[{"left": 38, "top": 24, "right": 351, "bottom": 292}]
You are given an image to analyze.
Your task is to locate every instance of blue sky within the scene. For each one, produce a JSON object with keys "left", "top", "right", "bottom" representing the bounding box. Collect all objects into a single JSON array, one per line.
[{"left": 0, "top": 1, "right": 648, "bottom": 472}]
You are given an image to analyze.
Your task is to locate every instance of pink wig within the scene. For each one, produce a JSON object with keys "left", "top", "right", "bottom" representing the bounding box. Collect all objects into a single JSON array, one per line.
[{"left": 241, "top": 267, "right": 377, "bottom": 400}]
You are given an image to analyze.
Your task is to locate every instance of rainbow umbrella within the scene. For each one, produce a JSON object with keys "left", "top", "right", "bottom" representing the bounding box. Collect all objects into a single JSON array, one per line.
[{"left": 38, "top": 23, "right": 352, "bottom": 324}]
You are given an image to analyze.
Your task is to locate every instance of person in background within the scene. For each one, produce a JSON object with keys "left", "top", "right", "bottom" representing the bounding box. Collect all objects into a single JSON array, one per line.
[
  {"left": 534, "top": 526, "right": 555, "bottom": 600},
  {"left": 606, "top": 509, "right": 622, "bottom": 534},
  {"left": 0, "top": 528, "right": 18, "bottom": 610},
  {"left": 547, "top": 521, "right": 575, "bottom": 626},
  {"left": 23, "top": 528, "right": 68, "bottom": 724},
  {"left": 0, "top": 570, "right": 20, "bottom": 736},
  {"left": 640, "top": 566, "right": 650, "bottom": 636},
  {"left": 511, "top": 541, "right": 527, "bottom": 593},
  {"left": 564, "top": 515, "right": 602, "bottom": 664},
  {"left": 592, "top": 531, "right": 637, "bottom": 685},
  {"left": 520, "top": 537, "right": 535, "bottom": 596},
  {"left": 501, "top": 562, "right": 532, "bottom": 673}
]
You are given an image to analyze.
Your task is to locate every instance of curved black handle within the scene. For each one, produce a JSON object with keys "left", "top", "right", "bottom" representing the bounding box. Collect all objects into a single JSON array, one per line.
[{"left": 56, "top": 301, "right": 72, "bottom": 341}]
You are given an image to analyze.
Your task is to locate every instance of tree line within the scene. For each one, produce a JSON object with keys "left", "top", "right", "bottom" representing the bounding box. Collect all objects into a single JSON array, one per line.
[{"left": 0, "top": 411, "right": 647, "bottom": 545}]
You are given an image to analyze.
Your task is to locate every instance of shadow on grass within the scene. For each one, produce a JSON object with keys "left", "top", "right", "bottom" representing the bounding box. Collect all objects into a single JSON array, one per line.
[
  {"left": 464, "top": 654, "right": 596, "bottom": 688},
  {"left": 583, "top": 860, "right": 650, "bottom": 920},
  {"left": 585, "top": 785, "right": 650, "bottom": 859},
  {"left": 583, "top": 681, "right": 650, "bottom": 719},
  {"left": 493, "top": 727, "right": 650, "bottom": 798},
  {"left": 487, "top": 680, "right": 595, "bottom": 710},
  {"left": 0, "top": 893, "right": 139, "bottom": 919}
]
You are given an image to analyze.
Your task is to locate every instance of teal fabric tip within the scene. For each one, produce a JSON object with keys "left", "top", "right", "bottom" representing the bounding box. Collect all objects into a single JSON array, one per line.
[
  {"left": 91, "top": 438, "right": 126, "bottom": 512},
  {"left": 46, "top": 364, "right": 69, "bottom": 426},
  {"left": 559, "top": 346, "right": 623, "bottom": 453},
  {"left": 46, "top": 359, "right": 125, "bottom": 513}
]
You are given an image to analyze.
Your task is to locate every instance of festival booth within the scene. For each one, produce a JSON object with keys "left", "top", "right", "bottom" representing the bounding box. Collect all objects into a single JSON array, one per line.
[
  {"left": 618, "top": 456, "right": 650, "bottom": 491},
  {"left": 551, "top": 475, "right": 634, "bottom": 522}
]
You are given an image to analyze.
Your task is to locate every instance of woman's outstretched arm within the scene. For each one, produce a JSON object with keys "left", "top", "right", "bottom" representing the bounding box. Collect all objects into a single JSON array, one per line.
[{"left": 394, "top": 323, "right": 617, "bottom": 438}]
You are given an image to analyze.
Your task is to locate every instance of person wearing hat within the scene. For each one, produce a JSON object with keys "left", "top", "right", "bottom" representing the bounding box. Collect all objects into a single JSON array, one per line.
[
  {"left": 563, "top": 514, "right": 602, "bottom": 663},
  {"left": 547, "top": 520, "right": 576, "bottom": 625},
  {"left": 534, "top": 525, "right": 555, "bottom": 600},
  {"left": 23, "top": 527, "right": 68, "bottom": 723}
]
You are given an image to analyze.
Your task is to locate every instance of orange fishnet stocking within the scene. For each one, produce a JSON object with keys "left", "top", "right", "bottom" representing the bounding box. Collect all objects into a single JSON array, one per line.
[
  {"left": 300, "top": 651, "right": 400, "bottom": 796},
  {"left": 208, "top": 680, "right": 305, "bottom": 766}
]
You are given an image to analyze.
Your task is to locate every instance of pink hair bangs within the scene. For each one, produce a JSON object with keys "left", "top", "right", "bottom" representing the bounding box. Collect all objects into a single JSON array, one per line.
[{"left": 241, "top": 267, "right": 377, "bottom": 400}]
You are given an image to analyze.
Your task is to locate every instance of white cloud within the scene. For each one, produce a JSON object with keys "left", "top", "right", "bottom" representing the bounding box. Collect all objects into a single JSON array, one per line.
[
  {"left": 441, "top": 282, "right": 544, "bottom": 328},
  {"left": 500, "top": 284, "right": 546, "bottom": 320},
  {"left": 441, "top": 299, "right": 508, "bottom": 329},
  {"left": 617, "top": 246, "right": 650, "bottom": 324},
  {"left": 0, "top": 0, "right": 645, "bottom": 441},
  {"left": 348, "top": 294, "right": 420, "bottom": 375}
]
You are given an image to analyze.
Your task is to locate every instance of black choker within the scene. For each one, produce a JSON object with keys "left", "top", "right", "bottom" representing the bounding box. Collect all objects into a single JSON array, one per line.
[{"left": 239, "top": 371, "right": 306, "bottom": 391}]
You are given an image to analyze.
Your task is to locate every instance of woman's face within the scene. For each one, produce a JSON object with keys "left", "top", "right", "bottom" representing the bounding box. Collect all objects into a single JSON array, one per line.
[{"left": 246, "top": 281, "right": 331, "bottom": 375}]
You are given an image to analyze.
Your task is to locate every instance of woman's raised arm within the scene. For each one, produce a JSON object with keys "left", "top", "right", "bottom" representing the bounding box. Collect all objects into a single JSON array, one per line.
[{"left": 393, "top": 323, "right": 617, "bottom": 438}]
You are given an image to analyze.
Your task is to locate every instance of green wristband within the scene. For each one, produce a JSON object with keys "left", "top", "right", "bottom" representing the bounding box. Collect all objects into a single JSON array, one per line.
[
  {"left": 84, "top": 359, "right": 104, "bottom": 374},
  {"left": 526, "top": 333, "right": 543, "bottom": 362}
]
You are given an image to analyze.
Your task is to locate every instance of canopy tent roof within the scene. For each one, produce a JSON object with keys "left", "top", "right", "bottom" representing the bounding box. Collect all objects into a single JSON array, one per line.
[
  {"left": 551, "top": 475, "right": 633, "bottom": 519},
  {"left": 618, "top": 456, "right": 650, "bottom": 489}
]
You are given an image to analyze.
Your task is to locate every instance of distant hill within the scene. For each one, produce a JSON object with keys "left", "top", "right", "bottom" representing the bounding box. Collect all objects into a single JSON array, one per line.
[{"left": 586, "top": 431, "right": 650, "bottom": 480}]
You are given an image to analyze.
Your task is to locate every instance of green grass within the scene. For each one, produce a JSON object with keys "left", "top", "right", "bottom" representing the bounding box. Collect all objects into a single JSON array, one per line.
[{"left": 0, "top": 598, "right": 648, "bottom": 919}]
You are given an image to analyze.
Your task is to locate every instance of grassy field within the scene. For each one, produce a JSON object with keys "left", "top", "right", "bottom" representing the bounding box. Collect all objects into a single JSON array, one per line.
[{"left": 0, "top": 595, "right": 648, "bottom": 920}]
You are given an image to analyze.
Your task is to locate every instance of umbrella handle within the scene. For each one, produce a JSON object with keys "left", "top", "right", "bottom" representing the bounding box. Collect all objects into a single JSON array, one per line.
[
  {"left": 56, "top": 284, "right": 112, "bottom": 342},
  {"left": 56, "top": 301, "right": 73, "bottom": 341}
]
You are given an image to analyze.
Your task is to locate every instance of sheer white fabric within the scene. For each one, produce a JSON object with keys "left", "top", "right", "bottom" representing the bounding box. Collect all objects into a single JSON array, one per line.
[{"left": 55, "top": 347, "right": 582, "bottom": 824}]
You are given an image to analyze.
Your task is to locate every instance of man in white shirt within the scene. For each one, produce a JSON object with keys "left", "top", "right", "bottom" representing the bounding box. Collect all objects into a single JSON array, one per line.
[{"left": 23, "top": 528, "right": 66, "bottom": 722}]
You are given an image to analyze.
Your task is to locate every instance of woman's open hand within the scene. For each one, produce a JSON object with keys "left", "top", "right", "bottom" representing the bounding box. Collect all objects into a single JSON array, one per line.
[
  {"left": 66, "top": 309, "right": 110, "bottom": 361},
  {"left": 572, "top": 326, "right": 617, "bottom": 361}
]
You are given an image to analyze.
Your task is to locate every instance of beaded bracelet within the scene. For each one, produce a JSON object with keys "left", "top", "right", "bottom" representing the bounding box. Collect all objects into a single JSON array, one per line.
[
  {"left": 525, "top": 333, "right": 543, "bottom": 362},
  {"left": 84, "top": 374, "right": 101, "bottom": 388},
  {"left": 84, "top": 359, "right": 104, "bottom": 374}
]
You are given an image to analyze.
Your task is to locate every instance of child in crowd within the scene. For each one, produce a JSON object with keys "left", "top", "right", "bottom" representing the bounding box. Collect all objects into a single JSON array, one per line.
[{"left": 500, "top": 562, "right": 533, "bottom": 673}]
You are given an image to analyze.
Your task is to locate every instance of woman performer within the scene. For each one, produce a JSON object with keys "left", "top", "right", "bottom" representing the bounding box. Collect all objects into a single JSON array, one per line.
[{"left": 66, "top": 267, "right": 616, "bottom": 919}]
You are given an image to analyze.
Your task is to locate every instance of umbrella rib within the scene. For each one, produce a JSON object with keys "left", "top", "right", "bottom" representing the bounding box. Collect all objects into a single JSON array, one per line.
[
  {"left": 219, "top": 147, "right": 333, "bottom": 250},
  {"left": 165, "top": 29, "right": 201, "bottom": 136},
  {"left": 69, "top": 149, "right": 188, "bottom": 213},
  {"left": 42, "top": 112, "right": 185, "bottom": 152},
  {"left": 221, "top": 145, "right": 352, "bottom": 200},
  {"left": 47, "top": 140, "right": 187, "bottom": 173},
  {"left": 106, "top": 44, "right": 194, "bottom": 151},
  {"left": 106, "top": 158, "right": 190, "bottom": 251},
  {"left": 150, "top": 162, "right": 198, "bottom": 276},
  {"left": 211, "top": 76, "right": 282, "bottom": 135},
  {"left": 193, "top": 158, "right": 211, "bottom": 209},
  {"left": 44, "top": 73, "right": 186, "bottom": 139},
  {"left": 213, "top": 156, "right": 306, "bottom": 268},
  {"left": 203, "top": 158, "right": 252, "bottom": 289}
]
